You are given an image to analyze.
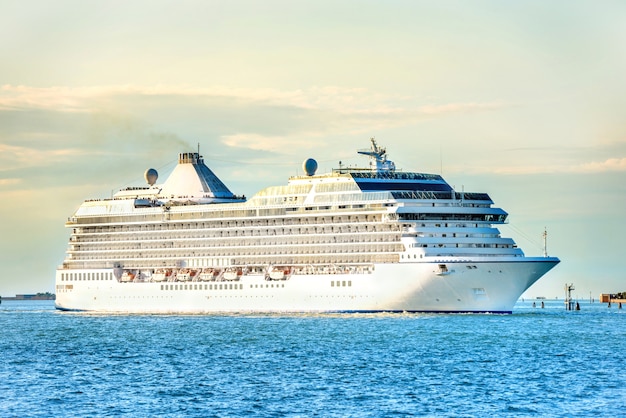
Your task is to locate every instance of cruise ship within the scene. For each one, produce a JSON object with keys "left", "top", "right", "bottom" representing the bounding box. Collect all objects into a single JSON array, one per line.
[{"left": 55, "top": 139, "right": 559, "bottom": 313}]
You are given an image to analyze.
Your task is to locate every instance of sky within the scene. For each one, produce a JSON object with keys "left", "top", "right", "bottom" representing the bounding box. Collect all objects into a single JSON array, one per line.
[{"left": 1, "top": 0, "right": 625, "bottom": 300}]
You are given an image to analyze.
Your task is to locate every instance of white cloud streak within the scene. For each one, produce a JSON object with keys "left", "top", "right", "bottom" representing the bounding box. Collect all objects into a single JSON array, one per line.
[
  {"left": 0, "top": 178, "right": 21, "bottom": 186},
  {"left": 452, "top": 156, "right": 626, "bottom": 175},
  {"left": 577, "top": 157, "right": 626, "bottom": 173},
  {"left": 0, "top": 84, "right": 507, "bottom": 119},
  {"left": 0, "top": 143, "right": 101, "bottom": 172}
]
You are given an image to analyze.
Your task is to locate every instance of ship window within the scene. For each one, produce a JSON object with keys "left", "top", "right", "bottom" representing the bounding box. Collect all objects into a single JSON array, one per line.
[
  {"left": 331, "top": 281, "right": 335, "bottom": 287},
  {"left": 342, "top": 281, "right": 346, "bottom": 287},
  {"left": 160, "top": 285, "right": 163, "bottom": 290},
  {"left": 348, "top": 281, "right": 352, "bottom": 287}
]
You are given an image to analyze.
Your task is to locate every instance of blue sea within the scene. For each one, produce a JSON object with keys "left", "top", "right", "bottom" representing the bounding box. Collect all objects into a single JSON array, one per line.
[{"left": 1, "top": 300, "right": 624, "bottom": 417}]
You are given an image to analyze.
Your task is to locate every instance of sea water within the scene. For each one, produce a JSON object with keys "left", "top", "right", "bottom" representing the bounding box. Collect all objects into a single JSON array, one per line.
[{"left": 1, "top": 299, "right": 624, "bottom": 417}]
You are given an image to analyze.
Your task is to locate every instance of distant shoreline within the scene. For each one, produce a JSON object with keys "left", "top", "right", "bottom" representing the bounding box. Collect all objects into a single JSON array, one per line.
[{"left": 1, "top": 294, "right": 56, "bottom": 301}]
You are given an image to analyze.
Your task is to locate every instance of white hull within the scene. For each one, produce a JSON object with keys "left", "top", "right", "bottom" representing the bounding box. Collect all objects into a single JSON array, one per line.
[{"left": 55, "top": 258, "right": 558, "bottom": 314}]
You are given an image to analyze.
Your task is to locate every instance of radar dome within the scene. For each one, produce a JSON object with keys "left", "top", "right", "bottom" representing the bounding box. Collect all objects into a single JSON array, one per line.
[
  {"left": 302, "top": 158, "right": 318, "bottom": 176},
  {"left": 144, "top": 168, "right": 158, "bottom": 186}
]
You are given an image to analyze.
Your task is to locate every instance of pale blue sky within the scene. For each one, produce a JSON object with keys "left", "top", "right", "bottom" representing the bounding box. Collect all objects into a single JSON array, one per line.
[{"left": 1, "top": 0, "right": 625, "bottom": 299}]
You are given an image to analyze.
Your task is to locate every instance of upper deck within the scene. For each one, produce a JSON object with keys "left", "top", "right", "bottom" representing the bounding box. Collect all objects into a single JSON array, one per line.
[{"left": 68, "top": 139, "right": 500, "bottom": 225}]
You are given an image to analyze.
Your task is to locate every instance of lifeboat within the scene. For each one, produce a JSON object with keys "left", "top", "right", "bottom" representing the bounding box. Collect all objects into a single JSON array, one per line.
[
  {"left": 177, "top": 268, "right": 198, "bottom": 282},
  {"left": 222, "top": 267, "right": 243, "bottom": 281},
  {"left": 152, "top": 269, "right": 169, "bottom": 282},
  {"left": 120, "top": 271, "right": 135, "bottom": 282},
  {"left": 268, "top": 266, "right": 291, "bottom": 281},
  {"left": 199, "top": 268, "right": 220, "bottom": 282}
]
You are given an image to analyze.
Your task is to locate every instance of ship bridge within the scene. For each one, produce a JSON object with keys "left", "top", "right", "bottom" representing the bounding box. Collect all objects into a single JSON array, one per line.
[{"left": 348, "top": 171, "right": 452, "bottom": 192}]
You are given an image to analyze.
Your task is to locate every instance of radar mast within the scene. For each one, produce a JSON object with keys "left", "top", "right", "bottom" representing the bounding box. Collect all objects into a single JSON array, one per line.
[{"left": 357, "top": 138, "right": 396, "bottom": 173}]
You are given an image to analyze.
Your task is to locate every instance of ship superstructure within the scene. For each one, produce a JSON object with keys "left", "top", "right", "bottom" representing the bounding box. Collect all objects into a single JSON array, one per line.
[{"left": 55, "top": 139, "right": 559, "bottom": 313}]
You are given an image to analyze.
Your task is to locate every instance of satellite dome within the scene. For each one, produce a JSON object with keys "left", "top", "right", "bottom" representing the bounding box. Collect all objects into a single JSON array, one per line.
[
  {"left": 302, "top": 158, "right": 318, "bottom": 176},
  {"left": 144, "top": 168, "right": 158, "bottom": 186}
]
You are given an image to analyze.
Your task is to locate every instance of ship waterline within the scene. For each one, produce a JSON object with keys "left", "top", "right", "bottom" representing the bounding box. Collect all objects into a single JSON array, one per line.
[{"left": 55, "top": 139, "right": 559, "bottom": 313}]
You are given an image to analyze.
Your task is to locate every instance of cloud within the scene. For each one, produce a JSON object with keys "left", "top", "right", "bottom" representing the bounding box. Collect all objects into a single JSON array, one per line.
[
  {"left": 0, "top": 84, "right": 115, "bottom": 112},
  {"left": 577, "top": 157, "right": 626, "bottom": 173},
  {"left": 449, "top": 155, "right": 626, "bottom": 176},
  {"left": 0, "top": 83, "right": 506, "bottom": 123},
  {"left": 446, "top": 158, "right": 626, "bottom": 175},
  {"left": 0, "top": 143, "right": 95, "bottom": 172},
  {"left": 0, "top": 178, "right": 21, "bottom": 186}
]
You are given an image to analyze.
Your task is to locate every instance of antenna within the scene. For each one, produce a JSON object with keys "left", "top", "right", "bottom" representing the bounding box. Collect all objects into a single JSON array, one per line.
[
  {"left": 543, "top": 227, "right": 548, "bottom": 257},
  {"left": 439, "top": 144, "right": 443, "bottom": 175},
  {"left": 357, "top": 138, "right": 396, "bottom": 173}
]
